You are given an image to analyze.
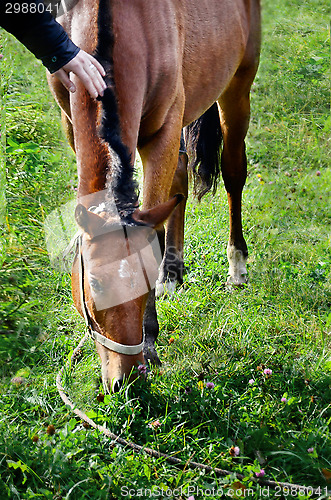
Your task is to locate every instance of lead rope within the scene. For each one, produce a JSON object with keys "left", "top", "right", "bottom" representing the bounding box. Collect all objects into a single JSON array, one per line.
[{"left": 56, "top": 339, "right": 318, "bottom": 495}]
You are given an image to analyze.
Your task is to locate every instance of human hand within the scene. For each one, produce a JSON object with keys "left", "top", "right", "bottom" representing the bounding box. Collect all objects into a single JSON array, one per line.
[{"left": 53, "top": 50, "right": 107, "bottom": 98}]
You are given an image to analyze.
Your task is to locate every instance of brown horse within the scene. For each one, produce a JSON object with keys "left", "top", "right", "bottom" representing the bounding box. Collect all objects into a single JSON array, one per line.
[{"left": 48, "top": 0, "right": 261, "bottom": 392}]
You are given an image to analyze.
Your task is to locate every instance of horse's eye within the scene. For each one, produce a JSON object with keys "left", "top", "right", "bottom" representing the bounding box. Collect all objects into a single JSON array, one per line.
[{"left": 90, "top": 277, "right": 103, "bottom": 293}]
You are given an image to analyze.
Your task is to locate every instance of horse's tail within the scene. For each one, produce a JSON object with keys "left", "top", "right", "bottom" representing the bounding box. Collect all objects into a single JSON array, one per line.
[{"left": 185, "top": 103, "right": 223, "bottom": 200}]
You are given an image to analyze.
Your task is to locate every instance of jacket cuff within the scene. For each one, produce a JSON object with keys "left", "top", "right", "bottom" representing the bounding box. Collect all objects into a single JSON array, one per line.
[
  {"left": 42, "top": 39, "right": 80, "bottom": 73},
  {"left": 18, "top": 13, "right": 80, "bottom": 73}
]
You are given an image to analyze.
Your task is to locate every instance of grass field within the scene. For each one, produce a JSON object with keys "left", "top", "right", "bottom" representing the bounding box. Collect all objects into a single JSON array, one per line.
[{"left": 0, "top": 0, "right": 330, "bottom": 498}]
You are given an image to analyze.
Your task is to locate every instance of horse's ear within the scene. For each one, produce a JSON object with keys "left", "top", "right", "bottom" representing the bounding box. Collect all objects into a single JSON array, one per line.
[
  {"left": 75, "top": 204, "right": 105, "bottom": 237},
  {"left": 132, "top": 194, "right": 185, "bottom": 228}
]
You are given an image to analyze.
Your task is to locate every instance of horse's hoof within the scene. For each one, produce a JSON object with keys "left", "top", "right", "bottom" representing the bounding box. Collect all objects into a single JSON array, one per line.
[
  {"left": 227, "top": 245, "right": 248, "bottom": 286},
  {"left": 155, "top": 279, "right": 177, "bottom": 298},
  {"left": 143, "top": 344, "right": 162, "bottom": 367},
  {"left": 225, "top": 276, "right": 248, "bottom": 291},
  {"left": 226, "top": 274, "right": 248, "bottom": 286}
]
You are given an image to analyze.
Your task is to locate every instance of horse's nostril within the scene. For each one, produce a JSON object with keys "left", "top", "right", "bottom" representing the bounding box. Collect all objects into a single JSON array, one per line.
[{"left": 112, "top": 378, "right": 123, "bottom": 393}]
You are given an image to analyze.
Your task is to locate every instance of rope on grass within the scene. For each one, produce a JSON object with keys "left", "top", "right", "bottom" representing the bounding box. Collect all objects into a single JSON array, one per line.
[{"left": 56, "top": 334, "right": 325, "bottom": 496}]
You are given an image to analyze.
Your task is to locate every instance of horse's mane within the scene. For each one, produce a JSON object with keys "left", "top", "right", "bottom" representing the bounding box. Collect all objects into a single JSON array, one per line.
[{"left": 94, "top": 0, "right": 139, "bottom": 219}]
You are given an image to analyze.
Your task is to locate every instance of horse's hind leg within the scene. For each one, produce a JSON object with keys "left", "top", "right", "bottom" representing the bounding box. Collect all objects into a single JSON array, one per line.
[
  {"left": 156, "top": 134, "right": 188, "bottom": 296},
  {"left": 218, "top": 67, "right": 257, "bottom": 285}
]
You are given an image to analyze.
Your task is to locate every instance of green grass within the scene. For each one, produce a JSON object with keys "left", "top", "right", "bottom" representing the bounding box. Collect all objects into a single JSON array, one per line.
[{"left": 0, "top": 0, "right": 330, "bottom": 498}]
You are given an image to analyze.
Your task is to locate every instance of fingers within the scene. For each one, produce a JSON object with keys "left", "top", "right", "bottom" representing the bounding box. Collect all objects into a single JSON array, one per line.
[
  {"left": 53, "top": 68, "right": 76, "bottom": 93},
  {"left": 82, "top": 56, "right": 107, "bottom": 98},
  {"left": 87, "top": 54, "right": 106, "bottom": 77},
  {"left": 58, "top": 50, "right": 107, "bottom": 99}
]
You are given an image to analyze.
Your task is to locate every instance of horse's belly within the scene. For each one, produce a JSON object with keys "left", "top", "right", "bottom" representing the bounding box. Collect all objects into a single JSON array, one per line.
[{"left": 182, "top": 67, "right": 241, "bottom": 127}]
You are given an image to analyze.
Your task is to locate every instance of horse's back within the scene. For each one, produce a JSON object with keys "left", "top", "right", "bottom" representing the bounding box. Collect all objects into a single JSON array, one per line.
[
  {"left": 182, "top": 0, "right": 260, "bottom": 124},
  {"left": 111, "top": 0, "right": 259, "bottom": 140},
  {"left": 112, "top": 0, "right": 259, "bottom": 128}
]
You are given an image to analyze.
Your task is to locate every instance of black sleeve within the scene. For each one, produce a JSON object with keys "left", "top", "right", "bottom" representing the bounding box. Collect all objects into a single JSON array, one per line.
[{"left": 0, "top": 0, "right": 80, "bottom": 72}]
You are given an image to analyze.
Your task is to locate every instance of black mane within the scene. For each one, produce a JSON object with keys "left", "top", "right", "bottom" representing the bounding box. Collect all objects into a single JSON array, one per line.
[{"left": 94, "top": 0, "right": 139, "bottom": 218}]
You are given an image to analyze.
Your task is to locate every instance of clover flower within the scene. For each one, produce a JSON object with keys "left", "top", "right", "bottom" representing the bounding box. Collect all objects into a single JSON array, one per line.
[
  {"left": 307, "top": 447, "right": 314, "bottom": 454},
  {"left": 249, "top": 379, "right": 255, "bottom": 385},
  {"left": 137, "top": 364, "right": 147, "bottom": 375},
  {"left": 11, "top": 376, "right": 27, "bottom": 386},
  {"left": 206, "top": 382, "right": 215, "bottom": 389},
  {"left": 263, "top": 368, "right": 272, "bottom": 377},
  {"left": 281, "top": 397, "right": 287, "bottom": 403},
  {"left": 148, "top": 419, "right": 161, "bottom": 429},
  {"left": 255, "top": 469, "right": 265, "bottom": 477},
  {"left": 229, "top": 445, "right": 240, "bottom": 457}
]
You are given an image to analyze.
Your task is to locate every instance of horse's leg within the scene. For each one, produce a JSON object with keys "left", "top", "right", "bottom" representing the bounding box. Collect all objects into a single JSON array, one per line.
[
  {"left": 139, "top": 98, "right": 185, "bottom": 363},
  {"left": 143, "top": 145, "right": 187, "bottom": 363},
  {"left": 142, "top": 290, "right": 160, "bottom": 365},
  {"left": 49, "top": 74, "right": 109, "bottom": 203},
  {"left": 47, "top": 74, "right": 76, "bottom": 151},
  {"left": 61, "top": 111, "right": 75, "bottom": 152},
  {"left": 69, "top": 83, "right": 110, "bottom": 198},
  {"left": 218, "top": 64, "right": 258, "bottom": 284},
  {"left": 139, "top": 97, "right": 185, "bottom": 208},
  {"left": 156, "top": 134, "right": 188, "bottom": 296}
]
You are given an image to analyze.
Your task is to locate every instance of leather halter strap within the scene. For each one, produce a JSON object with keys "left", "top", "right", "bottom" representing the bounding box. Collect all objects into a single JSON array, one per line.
[{"left": 77, "top": 235, "right": 144, "bottom": 356}]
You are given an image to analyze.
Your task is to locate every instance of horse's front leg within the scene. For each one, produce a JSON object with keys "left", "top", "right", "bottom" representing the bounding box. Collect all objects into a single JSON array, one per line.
[
  {"left": 69, "top": 82, "right": 110, "bottom": 199},
  {"left": 156, "top": 138, "right": 188, "bottom": 296},
  {"left": 143, "top": 142, "right": 187, "bottom": 364},
  {"left": 139, "top": 96, "right": 185, "bottom": 363},
  {"left": 142, "top": 289, "right": 161, "bottom": 366}
]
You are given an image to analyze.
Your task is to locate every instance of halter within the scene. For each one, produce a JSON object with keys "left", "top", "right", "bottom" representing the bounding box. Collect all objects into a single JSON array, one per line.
[{"left": 77, "top": 235, "right": 144, "bottom": 356}]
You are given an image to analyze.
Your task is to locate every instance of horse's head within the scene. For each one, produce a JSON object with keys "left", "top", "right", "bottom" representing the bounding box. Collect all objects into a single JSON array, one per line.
[{"left": 72, "top": 195, "right": 183, "bottom": 392}]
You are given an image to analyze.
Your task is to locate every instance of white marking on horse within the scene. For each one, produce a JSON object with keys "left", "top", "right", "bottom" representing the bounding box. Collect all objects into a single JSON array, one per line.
[
  {"left": 227, "top": 244, "right": 247, "bottom": 285},
  {"left": 155, "top": 279, "right": 177, "bottom": 297}
]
